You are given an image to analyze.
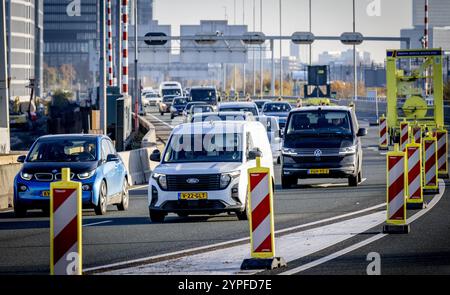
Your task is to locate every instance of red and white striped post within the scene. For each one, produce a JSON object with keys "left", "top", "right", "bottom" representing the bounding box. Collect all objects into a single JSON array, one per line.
[
  {"left": 107, "top": 0, "right": 114, "bottom": 86},
  {"left": 121, "top": 0, "right": 129, "bottom": 95},
  {"left": 423, "top": 132, "right": 439, "bottom": 194},
  {"left": 400, "top": 120, "right": 409, "bottom": 152},
  {"left": 434, "top": 127, "right": 448, "bottom": 179},
  {"left": 406, "top": 142, "right": 424, "bottom": 209},
  {"left": 383, "top": 144, "right": 410, "bottom": 234},
  {"left": 379, "top": 114, "right": 388, "bottom": 150},
  {"left": 50, "top": 168, "right": 82, "bottom": 275},
  {"left": 412, "top": 124, "right": 422, "bottom": 144},
  {"left": 241, "top": 156, "right": 286, "bottom": 270}
]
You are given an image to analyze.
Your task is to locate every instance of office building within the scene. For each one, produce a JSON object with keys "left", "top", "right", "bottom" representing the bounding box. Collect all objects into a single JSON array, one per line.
[{"left": 6, "top": 0, "right": 43, "bottom": 100}]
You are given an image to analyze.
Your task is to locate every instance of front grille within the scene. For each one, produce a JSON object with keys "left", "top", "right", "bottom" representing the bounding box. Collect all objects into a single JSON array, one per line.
[
  {"left": 166, "top": 174, "right": 221, "bottom": 191},
  {"left": 34, "top": 173, "right": 54, "bottom": 181},
  {"left": 162, "top": 200, "right": 226, "bottom": 211},
  {"left": 54, "top": 173, "right": 75, "bottom": 180}
]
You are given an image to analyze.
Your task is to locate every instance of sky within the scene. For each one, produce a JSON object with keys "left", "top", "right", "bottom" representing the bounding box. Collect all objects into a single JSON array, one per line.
[{"left": 153, "top": 0, "right": 413, "bottom": 63}]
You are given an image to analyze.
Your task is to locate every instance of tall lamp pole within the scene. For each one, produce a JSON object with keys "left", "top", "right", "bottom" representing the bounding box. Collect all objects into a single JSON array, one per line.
[{"left": 279, "top": 0, "right": 283, "bottom": 97}]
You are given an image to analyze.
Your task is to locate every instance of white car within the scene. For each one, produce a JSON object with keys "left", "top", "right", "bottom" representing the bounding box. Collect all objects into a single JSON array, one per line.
[
  {"left": 148, "top": 121, "right": 274, "bottom": 222},
  {"left": 255, "top": 116, "right": 283, "bottom": 164},
  {"left": 217, "top": 102, "right": 260, "bottom": 116},
  {"left": 145, "top": 92, "right": 161, "bottom": 106}
]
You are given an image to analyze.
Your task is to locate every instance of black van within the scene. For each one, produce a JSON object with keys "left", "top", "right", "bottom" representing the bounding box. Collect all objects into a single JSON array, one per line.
[{"left": 281, "top": 106, "right": 367, "bottom": 188}]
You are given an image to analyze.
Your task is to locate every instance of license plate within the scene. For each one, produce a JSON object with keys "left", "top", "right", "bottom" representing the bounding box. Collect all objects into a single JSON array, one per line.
[
  {"left": 179, "top": 192, "right": 208, "bottom": 200},
  {"left": 308, "top": 169, "right": 330, "bottom": 175},
  {"left": 41, "top": 191, "right": 50, "bottom": 197}
]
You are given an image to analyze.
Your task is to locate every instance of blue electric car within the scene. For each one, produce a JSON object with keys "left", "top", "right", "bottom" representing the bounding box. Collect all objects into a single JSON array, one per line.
[{"left": 13, "top": 134, "right": 129, "bottom": 217}]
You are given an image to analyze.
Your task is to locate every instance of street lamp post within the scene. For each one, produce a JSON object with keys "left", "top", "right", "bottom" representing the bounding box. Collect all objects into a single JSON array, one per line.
[
  {"left": 279, "top": 0, "right": 283, "bottom": 97},
  {"left": 353, "top": 0, "right": 357, "bottom": 101},
  {"left": 260, "top": 0, "right": 263, "bottom": 98}
]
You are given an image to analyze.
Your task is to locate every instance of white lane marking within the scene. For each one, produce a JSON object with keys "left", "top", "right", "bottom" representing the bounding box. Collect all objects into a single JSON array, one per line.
[
  {"left": 146, "top": 113, "right": 174, "bottom": 129},
  {"left": 83, "top": 220, "right": 112, "bottom": 227},
  {"left": 84, "top": 202, "right": 386, "bottom": 273},
  {"left": 0, "top": 210, "right": 14, "bottom": 214},
  {"left": 279, "top": 233, "right": 387, "bottom": 275},
  {"left": 102, "top": 211, "right": 386, "bottom": 275},
  {"left": 314, "top": 178, "right": 367, "bottom": 188},
  {"left": 129, "top": 184, "right": 148, "bottom": 191},
  {"left": 278, "top": 179, "right": 445, "bottom": 275}
]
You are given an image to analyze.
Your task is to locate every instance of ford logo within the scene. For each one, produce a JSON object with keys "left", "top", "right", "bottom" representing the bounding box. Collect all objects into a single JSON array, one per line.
[
  {"left": 52, "top": 169, "right": 58, "bottom": 173},
  {"left": 314, "top": 149, "right": 322, "bottom": 157},
  {"left": 186, "top": 178, "right": 199, "bottom": 184}
]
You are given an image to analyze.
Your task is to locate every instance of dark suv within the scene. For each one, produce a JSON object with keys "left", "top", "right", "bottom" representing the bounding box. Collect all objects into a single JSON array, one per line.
[{"left": 281, "top": 106, "right": 367, "bottom": 188}]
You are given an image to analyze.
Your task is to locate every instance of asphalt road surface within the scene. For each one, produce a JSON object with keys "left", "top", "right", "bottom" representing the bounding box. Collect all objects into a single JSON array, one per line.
[{"left": 0, "top": 106, "right": 447, "bottom": 275}]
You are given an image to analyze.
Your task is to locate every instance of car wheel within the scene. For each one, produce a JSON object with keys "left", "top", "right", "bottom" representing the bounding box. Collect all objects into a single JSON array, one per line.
[
  {"left": 282, "top": 176, "right": 296, "bottom": 189},
  {"left": 117, "top": 178, "right": 129, "bottom": 211},
  {"left": 170, "top": 114, "right": 174, "bottom": 120},
  {"left": 276, "top": 156, "right": 281, "bottom": 165},
  {"left": 149, "top": 209, "right": 165, "bottom": 223},
  {"left": 348, "top": 175, "right": 358, "bottom": 187},
  {"left": 357, "top": 169, "right": 363, "bottom": 183},
  {"left": 94, "top": 181, "right": 108, "bottom": 215},
  {"left": 42, "top": 206, "right": 50, "bottom": 216},
  {"left": 14, "top": 204, "right": 27, "bottom": 218},
  {"left": 236, "top": 191, "right": 249, "bottom": 221}
]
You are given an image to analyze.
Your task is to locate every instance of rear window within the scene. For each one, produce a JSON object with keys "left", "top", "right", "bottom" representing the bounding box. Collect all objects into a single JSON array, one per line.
[
  {"left": 263, "top": 103, "right": 291, "bottom": 112},
  {"left": 219, "top": 106, "right": 258, "bottom": 116}
]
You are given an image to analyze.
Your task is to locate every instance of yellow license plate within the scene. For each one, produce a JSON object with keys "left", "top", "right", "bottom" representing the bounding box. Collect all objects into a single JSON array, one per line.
[
  {"left": 179, "top": 192, "right": 208, "bottom": 200},
  {"left": 308, "top": 169, "right": 330, "bottom": 175},
  {"left": 41, "top": 191, "right": 50, "bottom": 197}
]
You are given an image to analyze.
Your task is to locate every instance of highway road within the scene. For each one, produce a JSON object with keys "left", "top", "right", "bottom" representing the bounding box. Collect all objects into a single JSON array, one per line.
[{"left": 0, "top": 106, "right": 448, "bottom": 275}]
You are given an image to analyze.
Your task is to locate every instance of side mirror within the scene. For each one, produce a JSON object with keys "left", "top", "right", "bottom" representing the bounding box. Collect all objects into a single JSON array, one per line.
[
  {"left": 17, "top": 155, "right": 26, "bottom": 163},
  {"left": 150, "top": 149, "right": 161, "bottom": 162},
  {"left": 247, "top": 148, "right": 263, "bottom": 160},
  {"left": 357, "top": 128, "right": 368, "bottom": 137},
  {"left": 106, "top": 154, "right": 119, "bottom": 162},
  {"left": 279, "top": 129, "right": 284, "bottom": 138}
]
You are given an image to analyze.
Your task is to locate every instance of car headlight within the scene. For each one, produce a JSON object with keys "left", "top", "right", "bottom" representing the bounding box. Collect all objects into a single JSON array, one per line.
[
  {"left": 282, "top": 148, "right": 297, "bottom": 156},
  {"left": 77, "top": 170, "right": 95, "bottom": 180},
  {"left": 20, "top": 172, "right": 33, "bottom": 180},
  {"left": 220, "top": 171, "right": 240, "bottom": 189},
  {"left": 152, "top": 173, "right": 167, "bottom": 190},
  {"left": 339, "top": 146, "right": 356, "bottom": 155}
]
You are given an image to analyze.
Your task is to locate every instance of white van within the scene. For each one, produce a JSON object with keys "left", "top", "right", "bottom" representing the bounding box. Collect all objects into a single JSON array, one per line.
[
  {"left": 148, "top": 121, "right": 274, "bottom": 222},
  {"left": 159, "top": 81, "right": 183, "bottom": 98}
]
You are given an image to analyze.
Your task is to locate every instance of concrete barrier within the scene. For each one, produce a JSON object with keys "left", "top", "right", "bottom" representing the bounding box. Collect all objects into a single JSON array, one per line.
[
  {"left": 118, "top": 146, "right": 159, "bottom": 186},
  {"left": 139, "top": 116, "right": 157, "bottom": 148},
  {"left": 0, "top": 163, "right": 21, "bottom": 209}
]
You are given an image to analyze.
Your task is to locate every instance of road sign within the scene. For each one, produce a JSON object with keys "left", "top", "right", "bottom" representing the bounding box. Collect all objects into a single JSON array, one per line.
[
  {"left": 423, "top": 134, "right": 439, "bottom": 194},
  {"left": 50, "top": 168, "right": 82, "bottom": 275},
  {"left": 406, "top": 143, "right": 424, "bottom": 209},
  {"left": 242, "top": 32, "right": 266, "bottom": 45},
  {"left": 379, "top": 114, "right": 388, "bottom": 150},
  {"left": 400, "top": 120, "right": 410, "bottom": 152},
  {"left": 434, "top": 128, "right": 448, "bottom": 179},
  {"left": 180, "top": 21, "right": 247, "bottom": 64},
  {"left": 144, "top": 32, "right": 168, "bottom": 46},
  {"left": 291, "top": 32, "right": 315, "bottom": 45},
  {"left": 241, "top": 157, "right": 286, "bottom": 270},
  {"left": 340, "top": 32, "right": 364, "bottom": 45},
  {"left": 383, "top": 144, "right": 410, "bottom": 234}
]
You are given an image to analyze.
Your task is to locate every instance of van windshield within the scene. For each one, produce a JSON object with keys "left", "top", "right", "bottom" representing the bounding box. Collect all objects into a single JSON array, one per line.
[
  {"left": 287, "top": 110, "right": 352, "bottom": 136},
  {"left": 190, "top": 89, "right": 216, "bottom": 103},
  {"left": 164, "top": 133, "right": 242, "bottom": 163},
  {"left": 162, "top": 89, "right": 181, "bottom": 96}
]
